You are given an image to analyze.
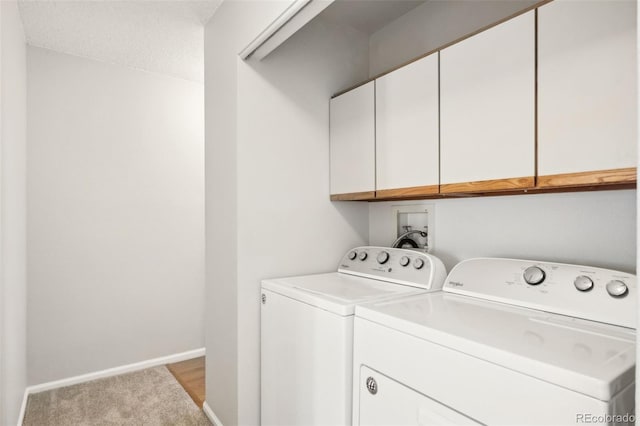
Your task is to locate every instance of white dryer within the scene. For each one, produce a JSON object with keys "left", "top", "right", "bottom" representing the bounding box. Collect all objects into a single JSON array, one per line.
[
  {"left": 352, "top": 258, "right": 636, "bottom": 425},
  {"left": 260, "top": 246, "right": 447, "bottom": 426}
]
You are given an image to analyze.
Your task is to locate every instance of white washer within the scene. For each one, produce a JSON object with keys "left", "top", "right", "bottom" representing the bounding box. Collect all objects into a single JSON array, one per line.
[
  {"left": 261, "top": 246, "right": 447, "bottom": 426},
  {"left": 353, "top": 258, "right": 636, "bottom": 426}
]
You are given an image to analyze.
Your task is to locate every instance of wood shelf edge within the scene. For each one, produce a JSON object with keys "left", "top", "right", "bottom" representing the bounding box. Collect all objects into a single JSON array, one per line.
[
  {"left": 440, "top": 176, "right": 535, "bottom": 194},
  {"left": 334, "top": 171, "right": 636, "bottom": 202},
  {"left": 537, "top": 168, "right": 637, "bottom": 188},
  {"left": 375, "top": 185, "right": 439, "bottom": 200},
  {"left": 330, "top": 191, "right": 376, "bottom": 201}
]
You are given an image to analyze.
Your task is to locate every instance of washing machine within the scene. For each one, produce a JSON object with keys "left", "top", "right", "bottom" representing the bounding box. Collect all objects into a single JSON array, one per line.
[
  {"left": 260, "top": 246, "right": 447, "bottom": 426},
  {"left": 352, "top": 258, "right": 636, "bottom": 425}
]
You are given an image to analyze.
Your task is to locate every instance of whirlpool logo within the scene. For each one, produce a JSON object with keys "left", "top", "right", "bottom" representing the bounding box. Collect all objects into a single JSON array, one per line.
[{"left": 448, "top": 281, "right": 464, "bottom": 287}]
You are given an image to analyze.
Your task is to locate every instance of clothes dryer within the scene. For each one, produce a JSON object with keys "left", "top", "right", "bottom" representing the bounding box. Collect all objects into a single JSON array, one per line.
[{"left": 352, "top": 258, "right": 636, "bottom": 425}]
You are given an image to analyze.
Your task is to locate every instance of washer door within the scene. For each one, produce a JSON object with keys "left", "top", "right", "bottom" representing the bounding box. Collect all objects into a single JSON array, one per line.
[{"left": 357, "top": 366, "right": 480, "bottom": 426}]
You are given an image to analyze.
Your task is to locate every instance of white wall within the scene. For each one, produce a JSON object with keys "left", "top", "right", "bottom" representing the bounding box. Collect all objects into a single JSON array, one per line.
[
  {"left": 205, "top": 2, "right": 370, "bottom": 423},
  {"left": 236, "top": 18, "right": 370, "bottom": 425},
  {"left": 369, "top": 0, "right": 540, "bottom": 77},
  {"left": 204, "top": 2, "right": 296, "bottom": 424},
  {"left": 370, "top": 190, "right": 636, "bottom": 273},
  {"left": 0, "top": 0, "right": 28, "bottom": 423},
  {"left": 27, "top": 47, "right": 205, "bottom": 385}
]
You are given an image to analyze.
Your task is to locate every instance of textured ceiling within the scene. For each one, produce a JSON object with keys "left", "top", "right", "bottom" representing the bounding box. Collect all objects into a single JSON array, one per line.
[{"left": 18, "top": 0, "right": 223, "bottom": 82}]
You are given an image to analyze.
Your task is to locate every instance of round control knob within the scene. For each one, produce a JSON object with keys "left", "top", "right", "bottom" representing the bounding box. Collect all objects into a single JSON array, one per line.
[
  {"left": 376, "top": 251, "right": 389, "bottom": 264},
  {"left": 574, "top": 275, "right": 593, "bottom": 292},
  {"left": 413, "top": 258, "right": 425, "bottom": 270},
  {"left": 358, "top": 251, "right": 368, "bottom": 261},
  {"left": 523, "top": 266, "right": 545, "bottom": 285},
  {"left": 399, "top": 256, "right": 410, "bottom": 267},
  {"left": 606, "top": 280, "right": 628, "bottom": 298},
  {"left": 348, "top": 251, "right": 357, "bottom": 261}
]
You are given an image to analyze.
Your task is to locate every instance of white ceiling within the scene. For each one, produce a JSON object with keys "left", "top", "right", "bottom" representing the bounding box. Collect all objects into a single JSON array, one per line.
[
  {"left": 17, "top": 0, "right": 222, "bottom": 83},
  {"left": 320, "top": 0, "right": 425, "bottom": 35}
]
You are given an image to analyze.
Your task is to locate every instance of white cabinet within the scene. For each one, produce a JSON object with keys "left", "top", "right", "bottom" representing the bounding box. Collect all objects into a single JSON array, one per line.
[
  {"left": 328, "top": 4, "right": 635, "bottom": 201},
  {"left": 440, "top": 11, "right": 535, "bottom": 192},
  {"left": 538, "top": 0, "right": 637, "bottom": 186},
  {"left": 376, "top": 53, "right": 439, "bottom": 197},
  {"left": 330, "top": 81, "right": 375, "bottom": 198}
]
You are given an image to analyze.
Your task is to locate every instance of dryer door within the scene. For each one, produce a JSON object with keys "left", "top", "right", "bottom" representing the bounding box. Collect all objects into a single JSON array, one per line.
[{"left": 357, "top": 366, "right": 480, "bottom": 426}]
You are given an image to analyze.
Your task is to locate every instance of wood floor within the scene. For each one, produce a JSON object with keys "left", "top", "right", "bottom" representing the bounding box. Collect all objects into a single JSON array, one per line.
[{"left": 167, "top": 356, "right": 205, "bottom": 408}]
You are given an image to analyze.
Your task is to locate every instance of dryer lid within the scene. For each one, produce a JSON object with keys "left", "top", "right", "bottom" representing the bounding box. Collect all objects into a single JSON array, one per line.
[{"left": 356, "top": 292, "right": 636, "bottom": 401}]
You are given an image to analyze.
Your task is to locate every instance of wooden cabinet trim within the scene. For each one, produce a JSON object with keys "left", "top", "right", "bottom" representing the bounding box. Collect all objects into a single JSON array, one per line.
[
  {"left": 537, "top": 168, "right": 637, "bottom": 188},
  {"left": 441, "top": 176, "right": 535, "bottom": 194},
  {"left": 329, "top": 169, "right": 635, "bottom": 205},
  {"left": 330, "top": 191, "right": 376, "bottom": 201},
  {"left": 376, "top": 185, "right": 439, "bottom": 200}
]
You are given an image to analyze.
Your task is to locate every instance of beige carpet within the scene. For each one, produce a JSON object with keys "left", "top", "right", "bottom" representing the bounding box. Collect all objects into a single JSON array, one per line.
[{"left": 23, "top": 366, "right": 210, "bottom": 426}]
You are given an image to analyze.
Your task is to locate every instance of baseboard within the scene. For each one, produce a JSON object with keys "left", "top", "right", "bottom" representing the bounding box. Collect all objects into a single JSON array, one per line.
[
  {"left": 203, "top": 401, "right": 224, "bottom": 426},
  {"left": 27, "top": 347, "right": 205, "bottom": 395},
  {"left": 16, "top": 387, "right": 29, "bottom": 426}
]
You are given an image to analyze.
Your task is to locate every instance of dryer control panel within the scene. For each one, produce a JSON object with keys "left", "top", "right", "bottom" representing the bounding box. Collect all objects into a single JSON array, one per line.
[
  {"left": 338, "top": 246, "right": 447, "bottom": 291},
  {"left": 444, "top": 258, "right": 637, "bottom": 329}
]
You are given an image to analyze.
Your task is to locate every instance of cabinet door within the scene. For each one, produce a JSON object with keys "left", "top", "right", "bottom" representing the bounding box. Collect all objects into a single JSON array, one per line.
[
  {"left": 538, "top": 0, "right": 637, "bottom": 187},
  {"left": 376, "top": 53, "right": 439, "bottom": 198},
  {"left": 440, "top": 11, "right": 535, "bottom": 193},
  {"left": 330, "top": 81, "right": 375, "bottom": 199}
]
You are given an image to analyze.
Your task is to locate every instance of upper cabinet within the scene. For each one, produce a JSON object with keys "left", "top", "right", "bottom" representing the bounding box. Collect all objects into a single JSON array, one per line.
[
  {"left": 327, "top": 2, "right": 636, "bottom": 202},
  {"left": 439, "top": 11, "right": 535, "bottom": 193},
  {"left": 330, "top": 81, "right": 375, "bottom": 199},
  {"left": 376, "top": 53, "right": 439, "bottom": 198},
  {"left": 537, "top": 0, "right": 637, "bottom": 188}
]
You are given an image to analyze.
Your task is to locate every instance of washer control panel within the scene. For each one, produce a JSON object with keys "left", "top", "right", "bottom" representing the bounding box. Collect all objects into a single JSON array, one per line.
[
  {"left": 444, "top": 258, "right": 637, "bottom": 328},
  {"left": 338, "top": 246, "right": 447, "bottom": 291}
]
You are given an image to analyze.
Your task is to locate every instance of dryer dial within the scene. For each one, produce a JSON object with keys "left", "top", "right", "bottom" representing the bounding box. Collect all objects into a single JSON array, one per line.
[
  {"left": 523, "top": 266, "right": 545, "bottom": 285},
  {"left": 574, "top": 275, "right": 593, "bottom": 292},
  {"left": 606, "top": 280, "right": 628, "bottom": 298}
]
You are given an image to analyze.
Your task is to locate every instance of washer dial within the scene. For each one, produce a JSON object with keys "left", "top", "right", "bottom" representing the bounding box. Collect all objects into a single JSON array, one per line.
[
  {"left": 348, "top": 251, "right": 357, "bottom": 260},
  {"left": 399, "top": 256, "right": 410, "bottom": 267},
  {"left": 358, "top": 252, "right": 368, "bottom": 261},
  {"left": 413, "top": 258, "right": 425, "bottom": 270},
  {"left": 377, "top": 251, "right": 390, "bottom": 264}
]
